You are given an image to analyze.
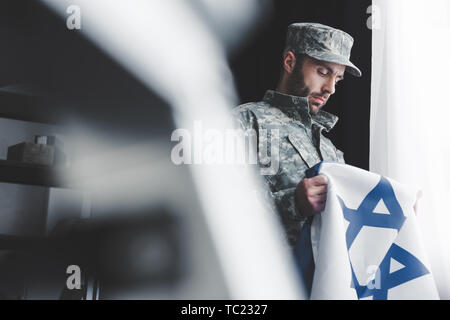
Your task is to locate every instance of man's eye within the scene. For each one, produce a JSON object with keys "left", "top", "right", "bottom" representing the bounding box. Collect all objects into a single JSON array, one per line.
[{"left": 318, "top": 69, "right": 327, "bottom": 76}]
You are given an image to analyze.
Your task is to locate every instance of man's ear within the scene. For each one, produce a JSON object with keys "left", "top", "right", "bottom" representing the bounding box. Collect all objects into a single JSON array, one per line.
[{"left": 282, "top": 51, "right": 297, "bottom": 74}]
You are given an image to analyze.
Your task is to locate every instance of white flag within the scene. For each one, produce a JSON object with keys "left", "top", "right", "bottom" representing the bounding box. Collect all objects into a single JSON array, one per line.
[{"left": 308, "top": 162, "right": 439, "bottom": 300}]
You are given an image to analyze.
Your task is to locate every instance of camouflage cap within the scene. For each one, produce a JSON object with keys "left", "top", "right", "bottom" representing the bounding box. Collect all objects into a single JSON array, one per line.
[{"left": 284, "top": 22, "right": 362, "bottom": 77}]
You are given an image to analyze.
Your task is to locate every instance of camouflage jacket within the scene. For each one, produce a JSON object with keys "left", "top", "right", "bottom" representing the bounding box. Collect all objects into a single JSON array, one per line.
[{"left": 232, "top": 90, "right": 345, "bottom": 247}]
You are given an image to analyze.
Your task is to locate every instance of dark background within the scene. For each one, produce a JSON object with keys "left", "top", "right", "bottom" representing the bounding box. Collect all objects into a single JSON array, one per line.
[{"left": 229, "top": 0, "right": 372, "bottom": 170}]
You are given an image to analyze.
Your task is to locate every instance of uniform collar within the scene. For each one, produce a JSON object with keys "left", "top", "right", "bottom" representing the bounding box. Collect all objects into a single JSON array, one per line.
[{"left": 263, "top": 90, "right": 339, "bottom": 132}]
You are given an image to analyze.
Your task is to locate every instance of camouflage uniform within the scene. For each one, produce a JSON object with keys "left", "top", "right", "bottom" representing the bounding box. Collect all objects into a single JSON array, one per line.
[
  {"left": 232, "top": 23, "right": 361, "bottom": 248},
  {"left": 233, "top": 90, "right": 345, "bottom": 247}
]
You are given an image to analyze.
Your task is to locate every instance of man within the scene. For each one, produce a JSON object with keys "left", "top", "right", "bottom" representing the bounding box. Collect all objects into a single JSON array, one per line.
[{"left": 232, "top": 23, "right": 362, "bottom": 247}]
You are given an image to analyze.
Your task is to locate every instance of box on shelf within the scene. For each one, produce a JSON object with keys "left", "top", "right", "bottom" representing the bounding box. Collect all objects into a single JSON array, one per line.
[{"left": 7, "top": 141, "right": 66, "bottom": 166}]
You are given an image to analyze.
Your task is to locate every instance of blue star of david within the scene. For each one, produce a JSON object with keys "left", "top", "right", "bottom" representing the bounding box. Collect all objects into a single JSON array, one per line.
[
  {"left": 338, "top": 176, "right": 406, "bottom": 249},
  {"left": 337, "top": 176, "right": 430, "bottom": 300},
  {"left": 350, "top": 243, "right": 430, "bottom": 299}
]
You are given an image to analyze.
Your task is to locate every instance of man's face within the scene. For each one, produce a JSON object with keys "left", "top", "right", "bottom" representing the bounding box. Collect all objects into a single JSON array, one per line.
[{"left": 287, "top": 55, "right": 346, "bottom": 114}]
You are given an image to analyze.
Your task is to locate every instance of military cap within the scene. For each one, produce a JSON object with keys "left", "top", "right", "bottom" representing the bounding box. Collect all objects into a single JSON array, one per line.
[{"left": 284, "top": 22, "right": 362, "bottom": 77}]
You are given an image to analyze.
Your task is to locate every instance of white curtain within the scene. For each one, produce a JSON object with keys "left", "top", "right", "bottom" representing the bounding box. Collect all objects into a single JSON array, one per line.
[{"left": 371, "top": 0, "right": 450, "bottom": 298}]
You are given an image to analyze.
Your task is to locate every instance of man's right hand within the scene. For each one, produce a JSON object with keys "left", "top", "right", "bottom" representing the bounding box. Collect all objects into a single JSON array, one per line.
[{"left": 295, "top": 175, "right": 328, "bottom": 218}]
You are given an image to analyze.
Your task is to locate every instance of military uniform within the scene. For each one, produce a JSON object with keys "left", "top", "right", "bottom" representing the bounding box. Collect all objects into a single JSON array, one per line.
[
  {"left": 232, "top": 23, "right": 361, "bottom": 248},
  {"left": 233, "top": 90, "right": 345, "bottom": 247}
]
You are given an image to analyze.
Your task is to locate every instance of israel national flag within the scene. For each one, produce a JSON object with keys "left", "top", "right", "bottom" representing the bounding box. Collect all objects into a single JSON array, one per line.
[{"left": 300, "top": 162, "right": 439, "bottom": 300}]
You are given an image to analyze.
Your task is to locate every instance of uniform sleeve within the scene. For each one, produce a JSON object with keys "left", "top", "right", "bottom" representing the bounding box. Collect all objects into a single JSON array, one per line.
[
  {"left": 231, "top": 107, "right": 307, "bottom": 247},
  {"left": 336, "top": 148, "right": 345, "bottom": 164},
  {"left": 268, "top": 187, "right": 307, "bottom": 247}
]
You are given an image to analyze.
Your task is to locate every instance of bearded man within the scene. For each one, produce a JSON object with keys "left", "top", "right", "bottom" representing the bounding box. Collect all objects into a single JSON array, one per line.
[{"left": 233, "top": 23, "right": 362, "bottom": 248}]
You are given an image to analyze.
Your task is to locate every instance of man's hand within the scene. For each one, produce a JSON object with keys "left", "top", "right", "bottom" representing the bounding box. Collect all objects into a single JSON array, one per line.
[{"left": 295, "top": 175, "right": 328, "bottom": 218}]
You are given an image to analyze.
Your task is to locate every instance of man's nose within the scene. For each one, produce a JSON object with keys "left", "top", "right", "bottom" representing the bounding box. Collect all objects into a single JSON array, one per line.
[{"left": 322, "top": 78, "right": 336, "bottom": 95}]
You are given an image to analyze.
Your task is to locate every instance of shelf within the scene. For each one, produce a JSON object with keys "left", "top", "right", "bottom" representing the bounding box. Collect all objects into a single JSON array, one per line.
[{"left": 0, "top": 159, "right": 71, "bottom": 188}]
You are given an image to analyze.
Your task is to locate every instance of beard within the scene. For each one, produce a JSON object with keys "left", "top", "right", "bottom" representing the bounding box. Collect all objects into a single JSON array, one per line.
[
  {"left": 286, "top": 63, "right": 309, "bottom": 97},
  {"left": 285, "top": 63, "right": 327, "bottom": 115}
]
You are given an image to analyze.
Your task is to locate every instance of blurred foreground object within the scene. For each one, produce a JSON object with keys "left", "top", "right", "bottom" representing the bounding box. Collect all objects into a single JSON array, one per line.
[{"left": 29, "top": 0, "right": 306, "bottom": 299}]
